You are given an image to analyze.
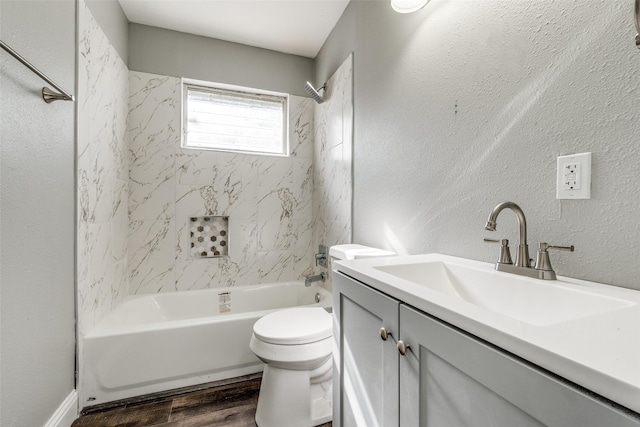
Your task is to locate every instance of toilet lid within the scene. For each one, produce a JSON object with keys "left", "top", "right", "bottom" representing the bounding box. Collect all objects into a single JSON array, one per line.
[{"left": 253, "top": 307, "right": 332, "bottom": 345}]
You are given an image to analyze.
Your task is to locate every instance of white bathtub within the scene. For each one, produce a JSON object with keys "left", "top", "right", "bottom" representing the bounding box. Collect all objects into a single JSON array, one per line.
[{"left": 80, "top": 282, "right": 331, "bottom": 408}]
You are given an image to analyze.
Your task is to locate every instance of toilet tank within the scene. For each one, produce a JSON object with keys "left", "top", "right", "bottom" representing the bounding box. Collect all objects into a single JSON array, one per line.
[
  {"left": 329, "top": 244, "right": 395, "bottom": 261},
  {"left": 323, "top": 245, "right": 394, "bottom": 293}
]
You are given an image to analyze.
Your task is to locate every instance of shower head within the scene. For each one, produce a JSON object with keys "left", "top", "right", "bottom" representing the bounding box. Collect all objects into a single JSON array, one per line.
[{"left": 304, "top": 81, "right": 326, "bottom": 104}]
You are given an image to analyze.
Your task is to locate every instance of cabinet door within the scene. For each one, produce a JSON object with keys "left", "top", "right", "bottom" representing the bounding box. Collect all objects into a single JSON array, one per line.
[
  {"left": 334, "top": 272, "right": 400, "bottom": 427},
  {"left": 399, "top": 305, "right": 640, "bottom": 427}
]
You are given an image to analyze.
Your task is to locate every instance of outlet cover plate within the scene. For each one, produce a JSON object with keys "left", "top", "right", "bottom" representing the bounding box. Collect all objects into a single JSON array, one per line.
[{"left": 557, "top": 152, "right": 591, "bottom": 199}]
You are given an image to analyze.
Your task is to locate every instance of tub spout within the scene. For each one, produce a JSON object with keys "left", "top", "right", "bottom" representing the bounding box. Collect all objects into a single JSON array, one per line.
[{"left": 305, "top": 272, "right": 327, "bottom": 287}]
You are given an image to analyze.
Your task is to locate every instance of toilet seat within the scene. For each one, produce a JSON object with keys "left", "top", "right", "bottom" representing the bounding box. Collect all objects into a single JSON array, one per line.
[
  {"left": 250, "top": 334, "right": 332, "bottom": 369},
  {"left": 253, "top": 307, "right": 332, "bottom": 345}
]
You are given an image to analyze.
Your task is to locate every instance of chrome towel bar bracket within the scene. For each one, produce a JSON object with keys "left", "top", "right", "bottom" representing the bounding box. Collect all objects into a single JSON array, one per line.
[
  {"left": 0, "top": 39, "right": 75, "bottom": 103},
  {"left": 635, "top": 0, "right": 640, "bottom": 48}
]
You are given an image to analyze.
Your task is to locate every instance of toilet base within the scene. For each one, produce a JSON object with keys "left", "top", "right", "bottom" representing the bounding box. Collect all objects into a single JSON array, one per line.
[{"left": 255, "top": 362, "right": 332, "bottom": 427}]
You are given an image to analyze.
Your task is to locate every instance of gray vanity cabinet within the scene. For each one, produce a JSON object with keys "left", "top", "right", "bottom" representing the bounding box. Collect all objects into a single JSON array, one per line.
[
  {"left": 333, "top": 270, "right": 400, "bottom": 427},
  {"left": 334, "top": 271, "right": 640, "bottom": 427},
  {"left": 400, "top": 304, "right": 640, "bottom": 426}
]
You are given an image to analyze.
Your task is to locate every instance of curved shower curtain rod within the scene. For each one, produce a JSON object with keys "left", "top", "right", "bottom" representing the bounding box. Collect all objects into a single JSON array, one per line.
[{"left": 0, "top": 39, "right": 75, "bottom": 103}]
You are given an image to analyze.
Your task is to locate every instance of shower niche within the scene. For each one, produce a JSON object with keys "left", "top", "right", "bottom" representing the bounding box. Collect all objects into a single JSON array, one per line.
[{"left": 189, "top": 216, "right": 229, "bottom": 258}]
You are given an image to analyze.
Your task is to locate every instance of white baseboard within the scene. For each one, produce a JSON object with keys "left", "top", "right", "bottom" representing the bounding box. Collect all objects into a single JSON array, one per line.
[{"left": 44, "top": 390, "right": 78, "bottom": 427}]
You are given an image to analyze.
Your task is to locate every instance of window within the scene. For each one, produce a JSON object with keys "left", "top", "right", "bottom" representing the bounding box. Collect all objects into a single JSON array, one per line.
[{"left": 182, "top": 81, "right": 289, "bottom": 156}]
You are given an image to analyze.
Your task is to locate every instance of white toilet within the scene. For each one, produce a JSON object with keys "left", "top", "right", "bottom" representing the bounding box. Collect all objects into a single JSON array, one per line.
[
  {"left": 250, "top": 244, "right": 395, "bottom": 427},
  {"left": 250, "top": 307, "right": 333, "bottom": 427}
]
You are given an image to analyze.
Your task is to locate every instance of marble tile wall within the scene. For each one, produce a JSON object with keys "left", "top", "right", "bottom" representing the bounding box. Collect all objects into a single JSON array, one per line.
[
  {"left": 313, "top": 54, "right": 354, "bottom": 289},
  {"left": 77, "top": 0, "right": 130, "bottom": 336},
  {"left": 128, "top": 72, "right": 316, "bottom": 293}
]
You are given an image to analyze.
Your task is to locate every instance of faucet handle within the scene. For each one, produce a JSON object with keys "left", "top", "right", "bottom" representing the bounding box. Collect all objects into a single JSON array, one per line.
[
  {"left": 484, "top": 238, "right": 513, "bottom": 265},
  {"left": 535, "top": 242, "right": 574, "bottom": 272},
  {"left": 540, "top": 242, "right": 575, "bottom": 252},
  {"left": 315, "top": 245, "right": 328, "bottom": 268}
]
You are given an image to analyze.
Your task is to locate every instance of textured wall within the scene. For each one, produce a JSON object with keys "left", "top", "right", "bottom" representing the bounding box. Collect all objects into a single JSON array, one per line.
[
  {"left": 128, "top": 71, "right": 316, "bottom": 293},
  {"left": 313, "top": 54, "right": 354, "bottom": 288},
  {"left": 318, "top": 0, "right": 640, "bottom": 290},
  {"left": 77, "top": 0, "right": 130, "bottom": 337},
  {"left": 0, "top": 0, "right": 76, "bottom": 425}
]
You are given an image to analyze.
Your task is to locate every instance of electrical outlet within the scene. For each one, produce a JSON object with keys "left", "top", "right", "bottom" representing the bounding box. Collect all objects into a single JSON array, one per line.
[
  {"left": 557, "top": 153, "right": 591, "bottom": 199},
  {"left": 562, "top": 163, "right": 580, "bottom": 190}
]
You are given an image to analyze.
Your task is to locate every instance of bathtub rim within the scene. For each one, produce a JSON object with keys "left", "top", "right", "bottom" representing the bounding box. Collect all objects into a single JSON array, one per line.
[{"left": 85, "top": 282, "right": 332, "bottom": 338}]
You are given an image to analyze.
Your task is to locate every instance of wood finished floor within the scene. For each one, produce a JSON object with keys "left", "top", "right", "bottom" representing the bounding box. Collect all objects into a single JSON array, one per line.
[{"left": 72, "top": 376, "right": 332, "bottom": 427}]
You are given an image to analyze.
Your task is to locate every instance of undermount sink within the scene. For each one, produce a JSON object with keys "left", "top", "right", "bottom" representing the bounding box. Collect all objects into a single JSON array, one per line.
[{"left": 374, "top": 261, "right": 634, "bottom": 326}]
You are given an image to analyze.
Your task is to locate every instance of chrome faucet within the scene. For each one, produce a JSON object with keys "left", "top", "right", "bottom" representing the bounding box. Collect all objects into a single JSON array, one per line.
[
  {"left": 484, "top": 201, "right": 574, "bottom": 280},
  {"left": 485, "top": 201, "right": 530, "bottom": 267},
  {"left": 305, "top": 272, "right": 326, "bottom": 287}
]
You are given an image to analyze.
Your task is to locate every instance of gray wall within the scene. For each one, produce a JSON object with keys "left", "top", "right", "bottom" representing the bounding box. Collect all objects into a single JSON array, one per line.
[
  {"left": 0, "top": 0, "right": 76, "bottom": 425},
  {"left": 129, "top": 23, "right": 315, "bottom": 97},
  {"left": 86, "top": 0, "right": 129, "bottom": 64},
  {"left": 317, "top": 0, "right": 640, "bottom": 290},
  {"left": 315, "top": 3, "right": 356, "bottom": 87}
]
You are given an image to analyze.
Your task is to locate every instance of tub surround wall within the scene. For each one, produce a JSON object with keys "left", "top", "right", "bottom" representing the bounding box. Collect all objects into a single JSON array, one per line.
[
  {"left": 128, "top": 71, "right": 316, "bottom": 294},
  {"left": 76, "top": 18, "right": 353, "bottom": 299},
  {"left": 312, "top": 54, "right": 354, "bottom": 287},
  {"left": 77, "top": 0, "right": 130, "bottom": 336},
  {"left": 317, "top": 0, "right": 640, "bottom": 290}
]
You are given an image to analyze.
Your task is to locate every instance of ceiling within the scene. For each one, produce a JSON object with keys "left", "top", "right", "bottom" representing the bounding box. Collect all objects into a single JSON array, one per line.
[{"left": 118, "top": 0, "right": 351, "bottom": 58}]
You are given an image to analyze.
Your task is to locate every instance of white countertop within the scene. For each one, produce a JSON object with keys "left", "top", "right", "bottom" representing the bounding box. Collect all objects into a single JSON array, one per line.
[{"left": 334, "top": 253, "right": 640, "bottom": 414}]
